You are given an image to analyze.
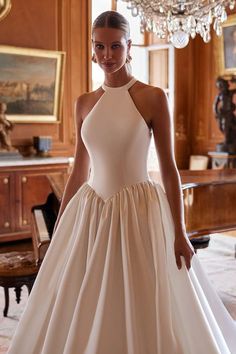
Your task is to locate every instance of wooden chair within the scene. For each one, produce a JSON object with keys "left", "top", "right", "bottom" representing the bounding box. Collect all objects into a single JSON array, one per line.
[{"left": 0, "top": 251, "right": 39, "bottom": 317}]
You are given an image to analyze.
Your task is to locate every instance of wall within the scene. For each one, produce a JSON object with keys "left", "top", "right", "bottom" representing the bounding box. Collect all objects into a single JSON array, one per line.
[
  {"left": 0, "top": 0, "right": 90, "bottom": 156},
  {"left": 174, "top": 8, "right": 236, "bottom": 168},
  {"left": 174, "top": 40, "right": 194, "bottom": 168}
]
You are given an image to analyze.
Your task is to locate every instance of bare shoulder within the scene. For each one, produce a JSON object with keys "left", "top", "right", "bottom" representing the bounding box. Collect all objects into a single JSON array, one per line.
[
  {"left": 133, "top": 81, "right": 168, "bottom": 125},
  {"left": 139, "top": 80, "right": 166, "bottom": 100},
  {"left": 75, "top": 87, "right": 104, "bottom": 123},
  {"left": 75, "top": 90, "right": 97, "bottom": 107}
]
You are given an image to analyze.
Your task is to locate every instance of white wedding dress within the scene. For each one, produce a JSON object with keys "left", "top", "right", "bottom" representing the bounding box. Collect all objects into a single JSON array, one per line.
[{"left": 7, "top": 77, "right": 236, "bottom": 354}]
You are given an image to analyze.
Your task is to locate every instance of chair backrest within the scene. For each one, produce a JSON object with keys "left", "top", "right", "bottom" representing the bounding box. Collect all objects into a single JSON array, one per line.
[{"left": 189, "top": 155, "right": 209, "bottom": 170}]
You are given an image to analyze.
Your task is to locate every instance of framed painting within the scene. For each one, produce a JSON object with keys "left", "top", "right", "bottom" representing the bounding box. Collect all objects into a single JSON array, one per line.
[
  {"left": 0, "top": 45, "right": 65, "bottom": 123},
  {"left": 217, "top": 14, "right": 236, "bottom": 77}
]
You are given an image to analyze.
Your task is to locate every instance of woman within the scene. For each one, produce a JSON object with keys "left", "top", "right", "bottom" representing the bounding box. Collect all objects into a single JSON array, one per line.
[{"left": 7, "top": 10, "right": 236, "bottom": 354}]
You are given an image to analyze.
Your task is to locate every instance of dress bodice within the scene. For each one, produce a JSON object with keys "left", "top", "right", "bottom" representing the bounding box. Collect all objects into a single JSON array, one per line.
[{"left": 81, "top": 77, "right": 152, "bottom": 201}]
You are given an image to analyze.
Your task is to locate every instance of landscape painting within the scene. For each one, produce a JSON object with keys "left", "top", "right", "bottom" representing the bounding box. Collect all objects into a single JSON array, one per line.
[{"left": 0, "top": 46, "right": 65, "bottom": 123}]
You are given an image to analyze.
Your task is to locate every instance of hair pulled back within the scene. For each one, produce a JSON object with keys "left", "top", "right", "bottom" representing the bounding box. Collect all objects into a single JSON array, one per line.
[{"left": 92, "top": 11, "right": 130, "bottom": 40}]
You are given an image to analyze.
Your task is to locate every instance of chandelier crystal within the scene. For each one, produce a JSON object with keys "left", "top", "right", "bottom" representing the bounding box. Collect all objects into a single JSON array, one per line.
[{"left": 118, "top": 0, "right": 235, "bottom": 48}]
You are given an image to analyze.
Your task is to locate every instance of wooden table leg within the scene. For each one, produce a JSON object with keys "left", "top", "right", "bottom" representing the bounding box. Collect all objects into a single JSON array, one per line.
[{"left": 3, "top": 287, "right": 9, "bottom": 317}]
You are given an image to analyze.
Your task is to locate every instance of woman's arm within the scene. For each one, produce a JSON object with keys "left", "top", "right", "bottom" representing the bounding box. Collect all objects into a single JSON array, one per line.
[
  {"left": 53, "top": 95, "right": 90, "bottom": 233},
  {"left": 151, "top": 88, "right": 194, "bottom": 270}
]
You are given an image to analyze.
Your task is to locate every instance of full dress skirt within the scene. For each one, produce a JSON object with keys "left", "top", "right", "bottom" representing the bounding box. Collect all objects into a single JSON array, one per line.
[{"left": 7, "top": 179, "right": 236, "bottom": 354}]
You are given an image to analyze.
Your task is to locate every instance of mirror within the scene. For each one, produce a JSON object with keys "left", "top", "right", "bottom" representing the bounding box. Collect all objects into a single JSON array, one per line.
[{"left": 0, "top": 0, "right": 11, "bottom": 21}]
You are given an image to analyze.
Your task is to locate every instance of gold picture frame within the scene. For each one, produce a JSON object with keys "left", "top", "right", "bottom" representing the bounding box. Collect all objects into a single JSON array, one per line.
[
  {"left": 0, "top": 45, "right": 65, "bottom": 123},
  {"left": 217, "top": 14, "right": 236, "bottom": 78},
  {"left": 0, "top": 0, "right": 12, "bottom": 22}
]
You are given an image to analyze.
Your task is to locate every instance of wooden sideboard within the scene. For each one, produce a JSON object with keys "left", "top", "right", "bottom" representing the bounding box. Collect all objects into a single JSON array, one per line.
[
  {"left": 179, "top": 169, "right": 236, "bottom": 237},
  {"left": 0, "top": 157, "right": 73, "bottom": 243},
  {"left": 149, "top": 169, "right": 236, "bottom": 238}
]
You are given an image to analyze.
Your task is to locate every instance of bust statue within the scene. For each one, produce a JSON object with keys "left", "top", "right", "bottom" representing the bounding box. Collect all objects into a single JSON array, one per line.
[{"left": 213, "top": 76, "right": 236, "bottom": 153}]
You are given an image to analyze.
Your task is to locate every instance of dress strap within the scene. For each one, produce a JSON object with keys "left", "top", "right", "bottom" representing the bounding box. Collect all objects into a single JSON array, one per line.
[{"left": 102, "top": 77, "right": 137, "bottom": 92}]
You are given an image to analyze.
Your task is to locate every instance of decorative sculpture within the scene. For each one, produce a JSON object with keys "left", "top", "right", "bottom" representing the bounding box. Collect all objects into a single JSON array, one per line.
[
  {"left": 0, "top": 102, "right": 20, "bottom": 156},
  {"left": 213, "top": 76, "right": 236, "bottom": 153}
]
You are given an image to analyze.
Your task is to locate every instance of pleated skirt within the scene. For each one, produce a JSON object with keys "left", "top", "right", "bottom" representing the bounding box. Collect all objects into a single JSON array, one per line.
[{"left": 7, "top": 180, "right": 236, "bottom": 354}]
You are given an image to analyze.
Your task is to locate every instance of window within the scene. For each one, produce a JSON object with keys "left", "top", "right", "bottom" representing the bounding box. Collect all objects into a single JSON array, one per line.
[
  {"left": 116, "top": 2, "right": 145, "bottom": 46},
  {"left": 147, "top": 44, "right": 175, "bottom": 172},
  {"left": 91, "top": 0, "right": 112, "bottom": 23}
]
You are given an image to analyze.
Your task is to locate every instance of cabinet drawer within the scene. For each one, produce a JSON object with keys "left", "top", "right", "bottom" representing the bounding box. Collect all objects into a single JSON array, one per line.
[
  {"left": 0, "top": 158, "right": 70, "bottom": 242},
  {"left": 16, "top": 173, "right": 52, "bottom": 230},
  {"left": 0, "top": 174, "right": 14, "bottom": 234}
]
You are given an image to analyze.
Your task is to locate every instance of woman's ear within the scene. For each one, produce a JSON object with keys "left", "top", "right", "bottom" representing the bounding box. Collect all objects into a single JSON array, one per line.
[
  {"left": 92, "top": 53, "right": 97, "bottom": 63},
  {"left": 127, "top": 39, "right": 132, "bottom": 50}
]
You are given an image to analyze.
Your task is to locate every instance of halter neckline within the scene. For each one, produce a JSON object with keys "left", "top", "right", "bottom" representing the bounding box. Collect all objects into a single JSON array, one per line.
[{"left": 102, "top": 77, "right": 137, "bottom": 91}]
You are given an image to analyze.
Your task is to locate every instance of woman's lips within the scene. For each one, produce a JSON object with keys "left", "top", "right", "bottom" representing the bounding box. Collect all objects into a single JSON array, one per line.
[{"left": 102, "top": 62, "right": 115, "bottom": 68}]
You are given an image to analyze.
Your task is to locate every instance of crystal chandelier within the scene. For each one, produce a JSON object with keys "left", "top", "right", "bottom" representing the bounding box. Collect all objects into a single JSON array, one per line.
[{"left": 118, "top": 1, "right": 235, "bottom": 48}]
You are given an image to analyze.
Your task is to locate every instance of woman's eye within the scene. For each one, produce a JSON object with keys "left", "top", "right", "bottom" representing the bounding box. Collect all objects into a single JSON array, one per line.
[
  {"left": 95, "top": 44, "right": 104, "bottom": 49},
  {"left": 112, "top": 44, "right": 121, "bottom": 49}
]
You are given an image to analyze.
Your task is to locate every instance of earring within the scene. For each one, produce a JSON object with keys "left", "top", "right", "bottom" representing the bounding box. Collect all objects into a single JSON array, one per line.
[
  {"left": 126, "top": 54, "right": 132, "bottom": 63},
  {"left": 92, "top": 53, "right": 97, "bottom": 63}
]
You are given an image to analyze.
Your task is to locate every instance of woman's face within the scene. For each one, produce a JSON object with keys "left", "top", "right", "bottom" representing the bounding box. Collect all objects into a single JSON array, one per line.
[{"left": 92, "top": 27, "right": 131, "bottom": 74}]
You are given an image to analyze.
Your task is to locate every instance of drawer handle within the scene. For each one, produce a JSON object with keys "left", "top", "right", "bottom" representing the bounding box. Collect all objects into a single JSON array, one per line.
[
  {"left": 4, "top": 221, "right": 10, "bottom": 228},
  {"left": 23, "top": 219, "right": 28, "bottom": 225},
  {"left": 22, "top": 176, "right": 27, "bottom": 183},
  {"left": 3, "top": 178, "right": 9, "bottom": 184}
]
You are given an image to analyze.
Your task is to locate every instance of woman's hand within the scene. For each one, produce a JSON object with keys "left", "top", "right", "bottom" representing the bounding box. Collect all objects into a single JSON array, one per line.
[{"left": 174, "top": 234, "right": 195, "bottom": 271}]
